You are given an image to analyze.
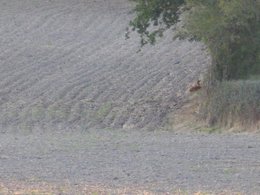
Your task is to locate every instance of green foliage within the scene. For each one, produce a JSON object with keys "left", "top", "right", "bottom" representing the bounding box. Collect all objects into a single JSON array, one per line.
[
  {"left": 129, "top": 0, "right": 185, "bottom": 45},
  {"left": 130, "top": 0, "right": 260, "bottom": 80},
  {"left": 186, "top": 0, "right": 260, "bottom": 80},
  {"left": 200, "top": 80, "right": 260, "bottom": 129}
]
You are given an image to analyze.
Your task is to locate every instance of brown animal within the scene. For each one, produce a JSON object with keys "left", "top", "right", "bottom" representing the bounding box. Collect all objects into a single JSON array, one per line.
[{"left": 189, "top": 80, "right": 201, "bottom": 92}]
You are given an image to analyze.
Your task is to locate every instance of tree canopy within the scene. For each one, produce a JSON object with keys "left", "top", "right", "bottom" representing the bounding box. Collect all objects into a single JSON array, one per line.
[{"left": 130, "top": 0, "right": 260, "bottom": 81}]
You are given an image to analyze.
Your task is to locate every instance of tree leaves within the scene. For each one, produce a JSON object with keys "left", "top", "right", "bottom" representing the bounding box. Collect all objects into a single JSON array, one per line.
[
  {"left": 130, "top": 0, "right": 260, "bottom": 80},
  {"left": 129, "top": 0, "right": 185, "bottom": 45}
]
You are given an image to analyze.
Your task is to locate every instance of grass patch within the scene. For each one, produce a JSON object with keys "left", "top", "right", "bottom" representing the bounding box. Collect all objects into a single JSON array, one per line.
[
  {"left": 201, "top": 80, "right": 260, "bottom": 131},
  {"left": 167, "top": 80, "right": 259, "bottom": 133},
  {"left": 249, "top": 74, "right": 260, "bottom": 80},
  {"left": 95, "top": 102, "right": 112, "bottom": 120}
]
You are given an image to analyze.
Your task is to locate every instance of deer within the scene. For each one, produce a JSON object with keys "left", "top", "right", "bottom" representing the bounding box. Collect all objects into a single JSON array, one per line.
[{"left": 189, "top": 80, "right": 201, "bottom": 92}]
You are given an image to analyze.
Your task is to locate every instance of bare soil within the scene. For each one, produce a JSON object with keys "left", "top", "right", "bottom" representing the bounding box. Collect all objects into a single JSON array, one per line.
[
  {"left": 0, "top": 0, "right": 210, "bottom": 130},
  {"left": 1, "top": 130, "right": 260, "bottom": 194},
  {"left": 1, "top": 0, "right": 259, "bottom": 194}
]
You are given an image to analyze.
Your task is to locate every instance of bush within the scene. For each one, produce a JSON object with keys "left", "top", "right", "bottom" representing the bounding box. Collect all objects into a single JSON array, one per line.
[{"left": 201, "top": 80, "right": 260, "bottom": 130}]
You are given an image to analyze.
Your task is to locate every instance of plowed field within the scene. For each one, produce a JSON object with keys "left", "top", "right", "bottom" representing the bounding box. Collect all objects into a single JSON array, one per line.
[
  {"left": 3, "top": 1, "right": 259, "bottom": 194},
  {"left": 0, "top": 0, "right": 210, "bottom": 131}
]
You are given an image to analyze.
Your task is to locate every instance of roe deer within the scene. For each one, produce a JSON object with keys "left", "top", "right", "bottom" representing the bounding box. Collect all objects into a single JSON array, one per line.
[{"left": 189, "top": 80, "right": 201, "bottom": 92}]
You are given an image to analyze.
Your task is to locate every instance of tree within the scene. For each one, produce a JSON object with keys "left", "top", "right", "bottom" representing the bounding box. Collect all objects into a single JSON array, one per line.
[{"left": 129, "top": 0, "right": 260, "bottom": 81}]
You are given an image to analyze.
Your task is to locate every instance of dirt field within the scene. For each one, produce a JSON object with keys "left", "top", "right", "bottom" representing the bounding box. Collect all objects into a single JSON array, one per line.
[
  {"left": 0, "top": 0, "right": 210, "bottom": 130},
  {"left": 1, "top": 0, "right": 260, "bottom": 194},
  {"left": 1, "top": 130, "right": 260, "bottom": 194}
]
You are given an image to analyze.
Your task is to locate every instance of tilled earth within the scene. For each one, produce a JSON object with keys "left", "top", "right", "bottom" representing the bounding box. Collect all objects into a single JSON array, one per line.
[
  {"left": 0, "top": 0, "right": 210, "bottom": 130},
  {"left": 0, "top": 130, "right": 260, "bottom": 194},
  {"left": 1, "top": 0, "right": 260, "bottom": 194}
]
